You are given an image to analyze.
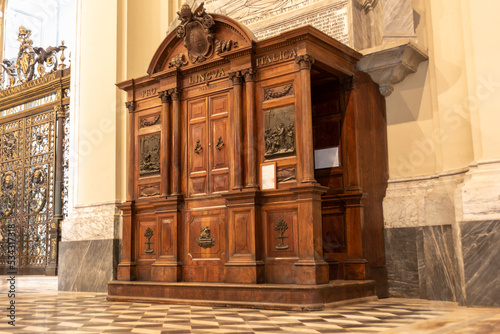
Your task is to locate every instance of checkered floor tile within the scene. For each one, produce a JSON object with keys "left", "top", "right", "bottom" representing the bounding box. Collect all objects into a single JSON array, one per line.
[{"left": 1, "top": 276, "right": 499, "bottom": 333}]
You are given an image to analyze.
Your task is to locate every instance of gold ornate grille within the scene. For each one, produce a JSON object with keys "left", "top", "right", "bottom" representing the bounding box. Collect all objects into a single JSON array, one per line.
[{"left": 0, "top": 26, "right": 69, "bottom": 275}]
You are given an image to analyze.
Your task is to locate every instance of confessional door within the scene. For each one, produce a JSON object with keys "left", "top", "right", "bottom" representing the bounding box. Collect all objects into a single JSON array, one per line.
[
  {"left": 0, "top": 109, "right": 57, "bottom": 274},
  {"left": 187, "top": 92, "right": 230, "bottom": 196},
  {"left": 312, "top": 88, "right": 348, "bottom": 279}
]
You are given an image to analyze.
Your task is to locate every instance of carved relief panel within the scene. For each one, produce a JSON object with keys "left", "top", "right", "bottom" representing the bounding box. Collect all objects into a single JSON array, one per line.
[
  {"left": 264, "top": 105, "right": 295, "bottom": 158},
  {"left": 139, "top": 134, "right": 161, "bottom": 176}
]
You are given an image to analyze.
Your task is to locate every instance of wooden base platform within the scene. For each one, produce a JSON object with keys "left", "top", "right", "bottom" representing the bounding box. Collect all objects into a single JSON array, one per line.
[{"left": 107, "top": 280, "right": 377, "bottom": 311}]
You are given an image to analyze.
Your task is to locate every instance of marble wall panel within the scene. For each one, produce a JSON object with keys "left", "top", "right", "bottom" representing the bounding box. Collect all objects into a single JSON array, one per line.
[
  {"left": 417, "top": 225, "right": 463, "bottom": 303},
  {"left": 461, "top": 220, "right": 500, "bottom": 307},
  {"left": 384, "top": 227, "right": 420, "bottom": 298},
  {"left": 62, "top": 203, "right": 121, "bottom": 241},
  {"left": 58, "top": 239, "right": 120, "bottom": 292},
  {"left": 385, "top": 225, "right": 462, "bottom": 302}
]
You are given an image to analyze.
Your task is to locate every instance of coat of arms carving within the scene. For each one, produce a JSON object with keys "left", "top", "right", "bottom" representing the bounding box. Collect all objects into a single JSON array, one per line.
[{"left": 176, "top": 3, "right": 215, "bottom": 64}]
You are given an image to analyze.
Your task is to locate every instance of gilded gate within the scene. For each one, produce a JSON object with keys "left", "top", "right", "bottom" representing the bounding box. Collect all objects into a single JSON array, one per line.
[{"left": 0, "top": 26, "right": 69, "bottom": 275}]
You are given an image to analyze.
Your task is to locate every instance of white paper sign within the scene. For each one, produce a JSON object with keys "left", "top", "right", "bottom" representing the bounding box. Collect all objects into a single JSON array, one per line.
[
  {"left": 261, "top": 163, "right": 276, "bottom": 190},
  {"left": 314, "top": 147, "right": 339, "bottom": 169}
]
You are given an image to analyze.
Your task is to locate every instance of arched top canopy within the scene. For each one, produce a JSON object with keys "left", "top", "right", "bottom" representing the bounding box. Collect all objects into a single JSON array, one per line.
[{"left": 148, "top": 3, "right": 257, "bottom": 76}]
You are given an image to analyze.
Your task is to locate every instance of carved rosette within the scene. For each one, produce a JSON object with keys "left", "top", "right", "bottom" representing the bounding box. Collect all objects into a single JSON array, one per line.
[
  {"left": 176, "top": 3, "right": 215, "bottom": 64},
  {"left": 295, "top": 54, "right": 315, "bottom": 70}
]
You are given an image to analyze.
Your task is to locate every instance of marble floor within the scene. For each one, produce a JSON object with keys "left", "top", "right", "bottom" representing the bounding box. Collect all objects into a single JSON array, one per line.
[{"left": 0, "top": 276, "right": 499, "bottom": 333}]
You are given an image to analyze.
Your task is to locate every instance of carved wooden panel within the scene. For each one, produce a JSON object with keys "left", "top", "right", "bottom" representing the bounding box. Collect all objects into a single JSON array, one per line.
[
  {"left": 211, "top": 95, "right": 228, "bottom": 116},
  {"left": 139, "top": 134, "right": 161, "bottom": 176},
  {"left": 187, "top": 211, "right": 224, "bottom": 260},
  {"left": 211, "top": 118, "right": 227, "bottom": 170},
  {"left": 211, "top": 173, "right": 228, "bottom": 193},
  {"left": 189, "top": 99, "right": 206, "bottom": 121},
  {"left": 233, "top": 211, "right": 250, "bottom": 255},
  {"left": 322, "top": 212, "right": 346, "bottom": 254},
  {"left": 189, "top": 123, "right": 207, "bottom": 173},
  {"left": 159, "top": 216, "right": 174, "bottom": 256}
]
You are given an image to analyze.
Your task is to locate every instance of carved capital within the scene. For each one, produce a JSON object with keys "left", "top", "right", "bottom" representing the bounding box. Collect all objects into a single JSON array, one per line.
[
  {"left": 54, "top": 105, "right": 68, "bottom": 118},
  {"left": 158, "top": 90, "right": 171, "bottom": 104},
  {"left": 341, "top": 76, "right": 358, "bottom": 91},
  {"left": 242, "top": 67, "right": 256, "bottom": 82},
  {"left": 125, "top": 101, "right": 136, "bottom": 112},
  {"left": 295, "top": 54, "right": 315, "bottom": 70},
  {"left": 169, "top": 88, "right": 182, "bottom": 101},
  {"left": 228, "top": 71, "right": 243, "bottom": 85}
]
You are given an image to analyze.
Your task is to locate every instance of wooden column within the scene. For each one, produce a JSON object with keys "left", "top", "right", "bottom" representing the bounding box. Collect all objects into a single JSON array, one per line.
[
  {"left": 158, "top": 90, "right": 171, "bottom": 197},
  {"left": 295, "top": 55, "right": 316, "bottom": 183},
  {"left": 170, "top": 88, "right": 182, "bottom": 195},
  {"left": 229, "top": 71, "right": 243, "bottom": 190},
  {"left": 126, "top": 101, "right": 136, "bottom": 201},
  {"left": 117, "top": 100, "right": 137, "bottom": 281},
  {"left": 243, "top": 68, "right": 258, "bottom": 188}
]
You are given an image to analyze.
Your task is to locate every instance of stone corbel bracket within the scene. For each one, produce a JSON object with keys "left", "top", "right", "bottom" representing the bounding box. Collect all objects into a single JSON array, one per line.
[{"left": 355, "top": 40, "right": 428, "bottom": 96}]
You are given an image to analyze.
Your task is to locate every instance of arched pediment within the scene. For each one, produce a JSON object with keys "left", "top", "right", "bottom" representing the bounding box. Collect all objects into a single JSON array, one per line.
[{"left": 148, "top": 3, "right": 256, "bottom": 76}]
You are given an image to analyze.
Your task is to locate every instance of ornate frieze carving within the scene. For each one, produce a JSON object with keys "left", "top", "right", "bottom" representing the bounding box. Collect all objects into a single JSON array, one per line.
[
  {"left": 277, "top": 166, "right": 296, "bottom": 183},
  {"left": 196, "top": 226, "right": 215, "bottom": 248},
  {"left": 274, "top": 219, "right": 289, "bottom": 250},
  {"left": 139, "top": 134, "right": 161, "bottom": 176},
  {"left": 139, "top": 184, "right": 160, "bottom": 197},
  {"left": 139, "top": 115, "right": 161, "bottom": 128},
  {"left": 1, "top": 26, "right": 68, "bottom": 90},
  {"left": 176, "top": 3, "right": 215, "bottom": 64},
  {"left": 264, "top": 105, "right": 295, "bottom": 158},
  {"left": 264, "top": 83, "right": 294, "bottom": 101}
]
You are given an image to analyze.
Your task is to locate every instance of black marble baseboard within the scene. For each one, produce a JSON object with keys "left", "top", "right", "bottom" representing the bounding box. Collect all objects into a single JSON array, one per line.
[
  {"left": 461, "top": 220, "right": 500, "bottom": 307},
  {"left": 384, "top": 225, "right": 462, "bottom": 302},
  {"left": 58, "top": 239, "right": 120, "bottom": 292}
]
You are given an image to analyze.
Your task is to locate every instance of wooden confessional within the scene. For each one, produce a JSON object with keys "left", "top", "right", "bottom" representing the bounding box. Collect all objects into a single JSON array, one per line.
[{"left": 108, "top": 4, "right": 388, "bottom": 310}]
